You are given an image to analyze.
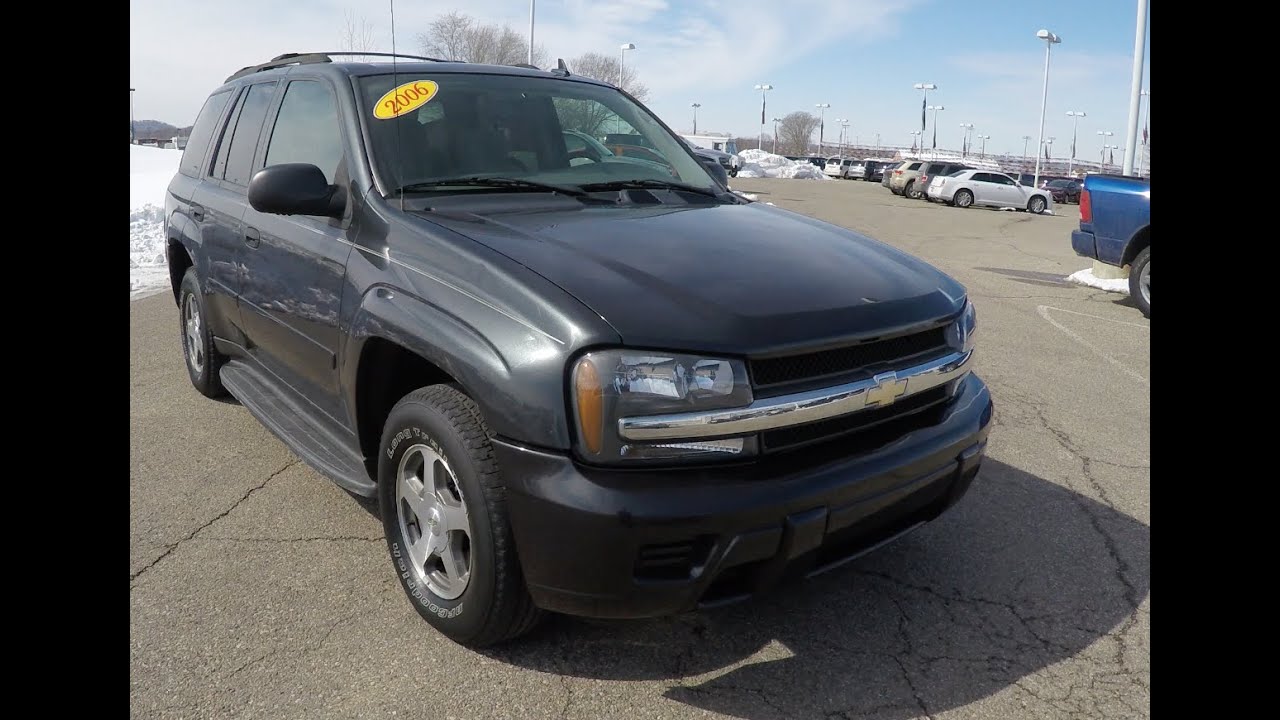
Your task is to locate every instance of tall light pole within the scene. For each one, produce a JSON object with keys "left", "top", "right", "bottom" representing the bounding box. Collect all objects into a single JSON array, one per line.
[
  {"left": 926, "top": 105, "right": 944, "bottom": 157},
  {"left": 1066, "top": 110, "right": 1087, "bottom": 176},
  {"left": 977, "top": 134, "right": 991, "bottom": 157},
  {"left": 1021, "top": 135, "right": 1031, "bottom": 168},
  {"left": 875, "top": 133, "right": 880, "bottom": 154},
  {"left": 1096, "top": 130, "right": 1114, "bottom": 171},
  {"left": 754, "top": 84, "right": 773, "bottom": 150},
  {"left": 772, "top": 117, "right": 781, "bottom": 154},
  {"left": 130, "top": 87, "right": 136, "bottom": 144},
  {"left": 619, "top": 43, "right": 635, "bottom": 91},
  {"left": 834, "top": 118, "right": 847, "bottom": 155},
  {"left": 1137, "top": 89, "right": 1150, "bottom": 176},
  {"left": 913, "top": 83, "right": 936, "bottom": 154},
  {"left": 1121, "top": 0, "right": 1149, "bottom": 175},
  {"left": 527, "top": 0, "right": 535, "bottom": 65},
  {"left": 1103, "top": 144, "right": 1120, "bottom": 170},
  {"left": 691, "top": 102, "right": 700, "bottom": 134},
  {"left": 909, "top": 130, "right": 922, "bottom": 155},
  {"left": 959, "top": 123, "right": 974, "bottom": 157},
  {"left": 815, "top": 103, "right": 830, "bottom": 157},
  {"left": 1032, "top": 29, "right": 1061, "bottom": 188}
]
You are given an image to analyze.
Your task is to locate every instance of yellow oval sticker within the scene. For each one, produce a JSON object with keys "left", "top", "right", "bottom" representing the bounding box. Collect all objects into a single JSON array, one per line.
[{"left": 373, "top": 80, "right": 439, "bottom": 120}]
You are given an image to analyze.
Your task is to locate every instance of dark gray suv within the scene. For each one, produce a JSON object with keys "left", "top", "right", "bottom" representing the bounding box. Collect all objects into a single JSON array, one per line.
[
  {"left": 912, "top": 161, "right": 974, "bottom": 201},
  {"left": 165, "top": 51, "right": 991, "bottom": 647}
]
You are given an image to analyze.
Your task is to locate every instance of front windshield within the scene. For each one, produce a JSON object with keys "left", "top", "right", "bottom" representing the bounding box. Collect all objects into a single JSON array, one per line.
[{"left": 358, "top": 72, "right": 717, "bottom": 194}]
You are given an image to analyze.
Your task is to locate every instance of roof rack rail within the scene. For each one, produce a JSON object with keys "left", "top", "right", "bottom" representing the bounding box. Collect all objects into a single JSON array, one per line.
[{"left": 224, "top": 51, "right": 448, "bottom": 83}]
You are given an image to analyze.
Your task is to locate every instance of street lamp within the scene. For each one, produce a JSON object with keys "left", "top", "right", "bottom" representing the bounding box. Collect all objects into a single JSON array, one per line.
[
  {"left": 772, "top": 117, "right": 781, "bottom": 154},
  {"left": 815, "top": 103, "right": 830, "bottom": 156},
  {"left": 833, "top": 118, "right": 847, "bottom": 154},
  {"left": 1032, "top": 29, "right": 1061, "bottom": 188},
  {"left": 691, "top": 102, "right": 700, "bottom": 134},
  {"left": 909, "top": 130, "right": 922, "bottom": 155},
  {"left": 130, "top": 87, "right": 136, "bottom": 144},
  {"left": 913, "top": 83, "right": 936, "bottom": 152},
  {"left": 754, "top": 84, "right": 773, "bottom": 150},
  {"left": 926, "top": 105, "right": 944, "bottom": 157},
  {"left": 528, "top": 0, "right": 535, "bottom": 65},
  {"left": 1096, "top": 130, "right": 1114, "bottom": 170},
  {"left": 1066, "top": 110, "right": 1087, "bottom": 176},
  {"left": 1021, "top": 135, "right": 1031, "bottom": 168},
  {"left": 1103, "top": 144, "right": 1120, "bottom": 170},
  {"left": 1138, "top": 90, "right": 1150, "bottom": 176},
  {"left": 977, "top": 134, "right": 991, "bottom": 157},
  {"left": 959, "top": 123, "right": 974, "bottom": 157},
  {"left": 619, "top": 43, "right": 635, "bottom": 91}
]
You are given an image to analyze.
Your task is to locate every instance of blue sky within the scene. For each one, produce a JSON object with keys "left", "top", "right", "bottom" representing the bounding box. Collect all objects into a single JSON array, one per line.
[{"left": 131, "top": 0, "right": 1149, "bottom": 161}]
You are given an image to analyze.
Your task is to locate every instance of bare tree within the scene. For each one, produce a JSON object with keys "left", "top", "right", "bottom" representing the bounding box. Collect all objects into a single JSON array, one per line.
[
  {"left": 777, "top": 112, "right": 820, "bottom": 156},
  {"left": 567, "top": 52, "right": 649, "bottom": 102},
  {"left": 340, "top": 9, "right": 376, "bottom": 62},
  {"left": 418, "top": 11, "right": 546, "bottom": 67}
]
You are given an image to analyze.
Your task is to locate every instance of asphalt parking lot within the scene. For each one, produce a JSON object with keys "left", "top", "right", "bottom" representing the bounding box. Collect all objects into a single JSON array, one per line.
[{"left": 130, "top": 177, "right": 1149, "bottom": 719}]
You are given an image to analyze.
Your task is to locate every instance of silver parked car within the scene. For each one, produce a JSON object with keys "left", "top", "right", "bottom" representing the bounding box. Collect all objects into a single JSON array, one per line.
[{"left": 926, "top": 169, "right": 1053, "bottom": 214}]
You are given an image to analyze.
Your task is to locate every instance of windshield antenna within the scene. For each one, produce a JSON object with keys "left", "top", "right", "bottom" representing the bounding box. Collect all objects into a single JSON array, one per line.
[{"left": 390, "top": 0, "right": 403, "bottom": 212}]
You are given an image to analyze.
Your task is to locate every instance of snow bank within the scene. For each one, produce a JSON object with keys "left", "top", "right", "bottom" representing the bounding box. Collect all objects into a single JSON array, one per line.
[
  {"left": 1066, "top": 267, "right": 1129, "bottom": 294},
  {"left": 735, "top": 149, "right": 830, "bottom": 180},
  {"left": 130, "top": 145, "right": 181, "bottom": 299}
]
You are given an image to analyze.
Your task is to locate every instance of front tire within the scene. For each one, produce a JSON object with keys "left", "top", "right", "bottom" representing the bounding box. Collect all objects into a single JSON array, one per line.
[
  {"left": 378, "top": 385, "right": 542, "bottom": 647},
  {"left": 1128, "top": 247, "right": 1150, "bottom": 318},
  {"left": 178, "top": 267, "right": 226, "bottom": 398},
  {"left": 1029, "top": 195, "right": 1048, "bottom": 214}
]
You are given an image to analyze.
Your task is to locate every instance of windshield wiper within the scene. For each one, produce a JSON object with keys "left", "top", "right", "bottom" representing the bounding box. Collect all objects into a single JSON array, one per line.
[
  {"left": 577, "top": 178, "right": 724, "bottom": 199},
  {"left": 395, "top": 177, "right": 587, "bottom": 197}
]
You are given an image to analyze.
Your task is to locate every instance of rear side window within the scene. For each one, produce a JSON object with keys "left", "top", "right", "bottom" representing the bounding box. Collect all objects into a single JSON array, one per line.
[
  {"left": 179, "top": 90, "right": 233, "bottom": 178},
  {"left": 972, "top": 173, "right": 992, "bottom": 183},
  {"left": 221, "top": 82, "right": 276, "bottom": 186},
  {"left": 265, "top": 80, "right": 345, "bottom": 183}
]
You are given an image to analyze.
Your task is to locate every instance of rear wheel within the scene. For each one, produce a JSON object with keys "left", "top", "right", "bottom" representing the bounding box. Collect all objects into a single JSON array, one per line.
[
  {"left": 1128, "top": 247, "right": 1150, "bottom": 317},
  {"left": 178, "top": 267, "right": 226, "bottom": 398},
  {"left": 904, "top": 180, "right": 917, "bottom": 198},
  {"left": 1028, "top": 195, "right": 1048, "bottom": 214},
  {"left": 954, "top": 189, "right": 974, "bottom": 208}
]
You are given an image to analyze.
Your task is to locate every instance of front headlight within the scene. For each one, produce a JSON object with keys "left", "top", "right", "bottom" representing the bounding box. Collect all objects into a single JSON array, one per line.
[
  {"left": 571, "top": 349, "right": 755, "bottom": 463},
  {"left": 944, "top": 300, "right": 976, "bottom": 354}
]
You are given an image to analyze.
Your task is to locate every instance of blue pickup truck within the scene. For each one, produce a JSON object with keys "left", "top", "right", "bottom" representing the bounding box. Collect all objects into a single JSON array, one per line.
[{"left": 1071, "top": 174, "right": 1151, "bottom": 317}]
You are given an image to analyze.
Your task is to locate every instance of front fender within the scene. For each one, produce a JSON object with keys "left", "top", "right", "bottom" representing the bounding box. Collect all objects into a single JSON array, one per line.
[{"left": 341, "top": 285, "right": 578, "bottom": 450}]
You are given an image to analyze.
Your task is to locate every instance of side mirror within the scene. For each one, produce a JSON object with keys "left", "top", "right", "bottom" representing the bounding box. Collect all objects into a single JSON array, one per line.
[
  {"left": 700, "top": 157, "right": 730, "bottom": 188},
  {"left": 248, "top": 163, "right": 345, "bottom": 218}
]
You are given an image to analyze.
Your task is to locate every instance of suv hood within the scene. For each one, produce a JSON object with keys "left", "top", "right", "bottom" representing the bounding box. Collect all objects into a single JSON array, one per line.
[{"left": 422, "top": 201, "right": 965, "bottom": 355}]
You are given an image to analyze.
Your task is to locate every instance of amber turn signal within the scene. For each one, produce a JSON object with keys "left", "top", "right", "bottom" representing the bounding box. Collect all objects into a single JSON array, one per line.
[{"left": 574, "top": 358, "right": 604, "bottom": 454}]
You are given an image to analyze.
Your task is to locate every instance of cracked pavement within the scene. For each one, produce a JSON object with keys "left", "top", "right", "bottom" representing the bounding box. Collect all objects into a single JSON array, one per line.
[{"left": 130, "top": 178, "right": 1148, "bottom": 719}]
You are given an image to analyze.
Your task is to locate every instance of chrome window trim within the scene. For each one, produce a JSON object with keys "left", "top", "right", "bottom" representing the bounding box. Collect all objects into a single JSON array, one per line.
[{"left": 617, "top": 350, "right": 972, "bottom": 442}]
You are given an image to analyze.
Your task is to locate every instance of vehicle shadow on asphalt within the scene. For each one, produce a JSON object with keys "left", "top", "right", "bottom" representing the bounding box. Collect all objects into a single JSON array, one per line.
[{"left": 483, "top": 458, "right": 1148, "bottom": 719}]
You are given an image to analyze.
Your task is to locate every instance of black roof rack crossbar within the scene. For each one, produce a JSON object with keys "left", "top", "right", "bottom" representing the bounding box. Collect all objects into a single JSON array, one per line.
[{"left": 224, "top": 51, "right": 448, "bottom": 83}]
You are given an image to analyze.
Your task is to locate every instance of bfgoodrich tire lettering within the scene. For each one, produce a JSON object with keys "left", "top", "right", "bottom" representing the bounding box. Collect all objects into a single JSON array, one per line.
[{"left": 377, "top": 384, "right": 542, "bottom": 647}]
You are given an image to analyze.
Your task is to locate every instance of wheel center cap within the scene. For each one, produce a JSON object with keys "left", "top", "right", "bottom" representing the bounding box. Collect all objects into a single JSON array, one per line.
[{"left": 426, "top": 507, "right": 443, "bottom": 536}]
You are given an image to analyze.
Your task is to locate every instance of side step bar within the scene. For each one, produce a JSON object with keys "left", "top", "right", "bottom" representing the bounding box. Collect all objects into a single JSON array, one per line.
[{"left": 220, "top": 361, "right": 377, "bottom": 497}]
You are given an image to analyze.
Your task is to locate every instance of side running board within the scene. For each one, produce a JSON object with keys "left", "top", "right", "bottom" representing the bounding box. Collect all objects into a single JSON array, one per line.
[{"left": 220, "top": 361, "right": 377, "bottom": 497}]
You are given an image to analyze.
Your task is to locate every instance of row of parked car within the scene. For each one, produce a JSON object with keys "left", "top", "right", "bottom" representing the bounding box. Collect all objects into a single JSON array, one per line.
[{"left": 878, "top": 159, "right": 1058, "bottom": 214}]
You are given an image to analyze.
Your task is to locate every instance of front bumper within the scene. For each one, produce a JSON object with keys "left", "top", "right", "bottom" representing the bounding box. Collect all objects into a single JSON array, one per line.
[{"left": 495, "top": 373, "right": 993, "bottom": 619}]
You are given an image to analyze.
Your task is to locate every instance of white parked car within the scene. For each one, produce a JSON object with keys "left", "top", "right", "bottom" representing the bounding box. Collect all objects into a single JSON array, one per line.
[
  {"left": 823, "top": 156, "right": 846, "bottom": 178},
  {"left": 927, "top": 169, "right": 1054, "bottom": 214}
]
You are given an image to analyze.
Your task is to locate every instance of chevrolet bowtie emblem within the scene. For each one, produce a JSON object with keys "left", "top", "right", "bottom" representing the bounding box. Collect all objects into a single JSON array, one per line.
[{"left": 865, "top": 372, "right": 908, "bottom": 407}]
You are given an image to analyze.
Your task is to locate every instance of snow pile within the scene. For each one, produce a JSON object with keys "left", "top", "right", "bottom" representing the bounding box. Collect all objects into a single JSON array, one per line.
[
  {"left": 130, "top": 144, "right": 181, "bottom": 299},
  {"left": 735, "top": 149, "right": 829, "bottom": 180},
  {"left": 1067, "top": 267, "right": 1129, "bottom": 294}
]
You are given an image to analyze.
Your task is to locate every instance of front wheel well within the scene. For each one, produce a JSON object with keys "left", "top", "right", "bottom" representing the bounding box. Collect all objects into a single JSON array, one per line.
[
  {"left": 355, "top": 338, "right": 458, "bottom": 479},
  {"left": 1123, "top": 226, "right": 1150, "bottom": 267}
]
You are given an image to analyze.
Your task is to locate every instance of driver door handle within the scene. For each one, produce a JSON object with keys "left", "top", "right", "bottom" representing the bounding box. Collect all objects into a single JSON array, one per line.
[{"left": 244, "top": 226, "right": 261, "bottom": 248}]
